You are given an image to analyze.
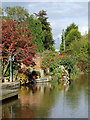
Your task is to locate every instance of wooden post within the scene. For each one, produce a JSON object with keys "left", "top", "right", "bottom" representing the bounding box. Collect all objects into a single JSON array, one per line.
[{"left": 9, "top": 56, "right": 14, "bottom": 82}]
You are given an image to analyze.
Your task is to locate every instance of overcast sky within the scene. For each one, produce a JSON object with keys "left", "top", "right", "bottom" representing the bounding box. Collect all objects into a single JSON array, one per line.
[{"left": 2, "top": 1, "right": 88, "bottom": 50}]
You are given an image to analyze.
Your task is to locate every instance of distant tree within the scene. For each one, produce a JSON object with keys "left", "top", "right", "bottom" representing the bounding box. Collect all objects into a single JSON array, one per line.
[
  {"left": 65, "top": 23, "right": 78, "bottom": 37},
  {"left": 1, "top": 19, "right": 36, "bottom": 75},
  {"left": 34, "top": 10, "right": 54, "bottom": 50},
  {"left": 28, "top": 15, "right": 44, "bottom": 52},
  {"left": 69, "top": 34, "right": 88, "bottom": 71},
  {"left": 60, "top": 23, "right": 78, "bottom": 52},
  {"left": 2, "top": 6, "right": 29, "bottom": 23},
  {"left": 65, "top": 29, "right": 81, "bottom": 49},
  {"left": 60, "top": 29, "right": 65, "bottom": 52}
]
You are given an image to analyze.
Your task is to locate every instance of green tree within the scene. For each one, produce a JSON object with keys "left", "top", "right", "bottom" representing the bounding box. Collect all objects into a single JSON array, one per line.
[
  {"left": 65, "top": 23, "right": 78, "bottom": 37},
  {"left": 3, "top": 6, "right": 29, "bottom": 23},
  {"left": 41, "top": 50, "right": 58, "bottom": 74},
  {"left": 69, "top": 34, "right": 88, "bottom": 72},
  {"left": 60, "top": 23, "right": 78, "bottom": 52},
  {"left": 35, "top": 10, "right": 54, "bottom": 50},
  {"left": 28, "top": 15, "right": 44, "bottom": 52},
  {"left": 65, "top": 29, "right": 81, "bottom": 49},
  {"left": 60, "top": 29, "right": 65, "bottom": 52}
]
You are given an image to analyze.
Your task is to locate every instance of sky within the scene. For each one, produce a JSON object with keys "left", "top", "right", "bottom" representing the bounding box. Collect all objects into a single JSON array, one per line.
[{"left": 2, "top": 1, "right": 88, "bottom": 50}]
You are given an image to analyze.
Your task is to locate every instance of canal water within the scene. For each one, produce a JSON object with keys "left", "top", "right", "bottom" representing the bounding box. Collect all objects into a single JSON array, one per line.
[{"left": 2, "top": 73, "right": 88, "bottom": 118}]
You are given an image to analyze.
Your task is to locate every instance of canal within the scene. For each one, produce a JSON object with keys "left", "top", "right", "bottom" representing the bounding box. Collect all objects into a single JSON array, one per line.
[{"left": 2, "top": 73, "right": 88, "bottom": 118}]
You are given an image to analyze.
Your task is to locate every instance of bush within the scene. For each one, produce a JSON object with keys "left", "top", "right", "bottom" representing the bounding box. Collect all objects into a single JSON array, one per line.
[
  {"left": 50, "top": 55, "right": 79, "bottom": 80},
  {"left": 36, "top": 71, "right": 41, "bottom": 76},
  {"left": 50, "top": 67, "right": 62, "bottom": 82},
  {"left": 17, "top": 73, "right": 29, "bottom": 83},
  {"left": 41, "top": 50, "right": 58, "bottom": 72}
]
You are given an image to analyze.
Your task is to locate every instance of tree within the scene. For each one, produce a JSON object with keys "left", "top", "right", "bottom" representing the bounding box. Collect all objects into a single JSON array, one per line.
[
  {"left": 1, "top": 19, "right": 36, "bottom": 76},
  {"left": 65, "top": 23, "right": 78, "bottom": 37},
  {"left": 28, "top": 15, "right": 44, "bottom": 52},
  {"left": 65, "top": 29, "right": 81, "bottom": 49},
  {"left": 41, "top": 50, "right": 58, "bottom": 74},
  {"left": 60, "top": 23, "right": 78, "bottom": 52},
  {"left": 68, "top": 34, "right": 88, "bottom": 72},
  {"left": 60, "top": 29, "right": 65, "bottom": 52},
  {"left": 2, "top": 6, "right": 29, "bottom": 23},
  {"left": 34, "top": 10, "right": 54, "bottom": 50}
]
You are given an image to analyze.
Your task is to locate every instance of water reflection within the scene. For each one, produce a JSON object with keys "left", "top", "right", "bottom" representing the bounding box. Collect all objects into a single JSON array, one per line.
[
  {"left": 2, "top": 74, "right": 88, "bottom": 118},
  {"left": 2, "top": 83, "right": 56, "bottom": 118}
]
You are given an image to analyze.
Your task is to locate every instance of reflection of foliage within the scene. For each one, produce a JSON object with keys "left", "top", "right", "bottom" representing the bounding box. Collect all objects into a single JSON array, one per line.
[
  {"left": 20, "top": 86, "right": 29, "bottom": 95},
  {"left": 65, "top": 73, "right": 88, "bottom": 110}
]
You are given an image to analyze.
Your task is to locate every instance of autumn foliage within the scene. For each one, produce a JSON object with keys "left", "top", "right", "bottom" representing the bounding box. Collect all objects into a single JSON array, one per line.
[{"left": 1, "top": 19, "right": 36, "bottom": 75}]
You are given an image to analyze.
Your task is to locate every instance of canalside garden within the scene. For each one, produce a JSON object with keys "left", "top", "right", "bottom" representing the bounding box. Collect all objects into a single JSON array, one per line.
[{"left": 0, "top": 6, "right": 89, "bottom": 85}]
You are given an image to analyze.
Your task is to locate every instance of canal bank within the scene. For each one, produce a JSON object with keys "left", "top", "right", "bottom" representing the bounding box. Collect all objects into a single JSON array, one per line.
[{"left": 0, "top": 82, "right": 20, "bottom": 101}]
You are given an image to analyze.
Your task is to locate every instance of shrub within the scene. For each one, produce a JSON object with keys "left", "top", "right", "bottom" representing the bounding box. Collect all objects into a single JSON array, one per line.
[
  {"left": 50, "top": 55, "right": 79, "bottom": 80},
  {"left": 50, "top": 67, "right": 62, "bottom": 82},
  {"left": 17, "top": 73, "right": 29, "bottom": 83},
  {"left": 36, "top": 71, "right": 41, "bottom": 76},
  {"left": 41, "top": 50, "right": 58, "bottom": 72}
]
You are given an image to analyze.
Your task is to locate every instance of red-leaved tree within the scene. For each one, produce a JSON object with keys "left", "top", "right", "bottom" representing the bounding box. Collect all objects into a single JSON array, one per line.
[{"left": 1, "top": 19, "right": 36, "bottom": 75}]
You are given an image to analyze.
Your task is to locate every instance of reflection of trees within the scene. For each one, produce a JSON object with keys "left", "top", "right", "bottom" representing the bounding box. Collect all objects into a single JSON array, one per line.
[
  {"left": 76, "top": 73, "right": 88, "bottom": 86},
  {"left": 2, "top": 83, "right": 59, "bottom": 118},
  {"left": 2, "top": 99, "right": 19, "bottom": 118},
  {"left": 2, "top": 76, "right": 88, "bottom": 119},
  {"left": 64, "top": 73, "right": 88, "bottom": 110},
  {"left": 18, "top": 84, "right": 59, "bottom": 118},
  {"left": 2, "top": 96, "right": 35, "bottom": 118},
  {"left": 2, "top": 104, "right": 10, "bottom": 118}
]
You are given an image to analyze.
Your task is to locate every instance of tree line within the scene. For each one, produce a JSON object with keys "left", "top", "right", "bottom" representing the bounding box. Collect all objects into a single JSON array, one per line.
[
  {"left": 1, "top": 6, "right": 89, "bottom": 80},
  {"left": 60, "top": 23, "right": 89, "bottom": 72},
  {"left": 41, "top": 23, "right": 89, "bottom": 81},
  {"left": 1, "top": 6, "right": 54, "bottom": 76}
]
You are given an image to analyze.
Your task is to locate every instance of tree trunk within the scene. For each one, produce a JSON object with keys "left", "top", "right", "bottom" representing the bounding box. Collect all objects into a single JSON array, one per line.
[{"left": 3, "top": 61, "right": 9, "bottom": 76}]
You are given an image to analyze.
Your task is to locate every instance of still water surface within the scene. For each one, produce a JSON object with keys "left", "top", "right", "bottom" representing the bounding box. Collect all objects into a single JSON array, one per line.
[{"left": 2, "top": 73, "right": 88, "bottom": 118}]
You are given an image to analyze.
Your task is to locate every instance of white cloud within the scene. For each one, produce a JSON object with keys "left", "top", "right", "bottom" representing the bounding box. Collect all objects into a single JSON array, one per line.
[
  {"left": 1, "top": 0, "right": 89, "bottom": 2},
  {"left": 27, "top": 3, "right": 37, "bottom": 7},
  {"left": 79, "top": 26, "right": 88, "bottom": 35}
]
